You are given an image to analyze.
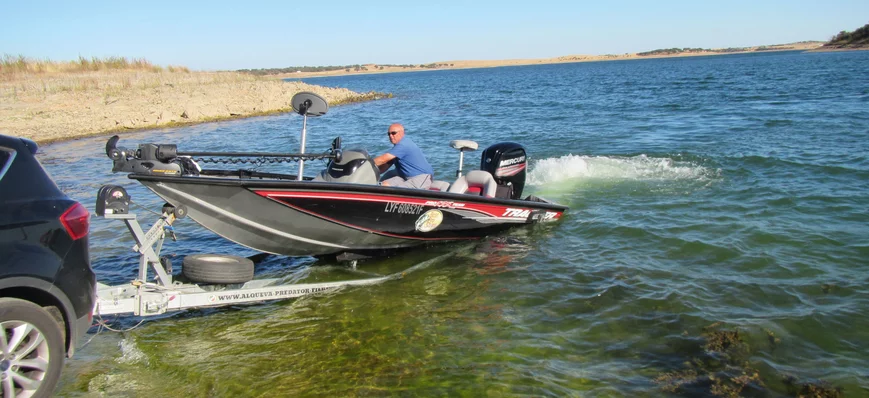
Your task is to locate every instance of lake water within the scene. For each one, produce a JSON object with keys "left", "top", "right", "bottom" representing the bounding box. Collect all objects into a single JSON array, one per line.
[{"left": 43, "top": 50, "right": 868, "bottom": 396}]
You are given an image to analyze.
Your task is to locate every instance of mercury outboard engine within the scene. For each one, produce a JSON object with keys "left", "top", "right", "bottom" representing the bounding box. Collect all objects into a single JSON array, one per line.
[
  {"left": 480, "top": 142, "right": 527, "bottom": 199},
  {"left": 315, "top": 148, "right": 380, "bottom": 184}
]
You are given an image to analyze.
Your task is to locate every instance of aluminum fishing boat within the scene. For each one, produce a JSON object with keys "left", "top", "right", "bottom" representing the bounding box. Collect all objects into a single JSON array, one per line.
[{"left": 105, "top": 92, "right": 567, "bottom": 259}]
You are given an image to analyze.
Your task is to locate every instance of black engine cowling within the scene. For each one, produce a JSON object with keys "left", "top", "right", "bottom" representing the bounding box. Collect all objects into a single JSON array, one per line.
[{"left": 480, "top": 142, "right": 527, "bottom": 200}]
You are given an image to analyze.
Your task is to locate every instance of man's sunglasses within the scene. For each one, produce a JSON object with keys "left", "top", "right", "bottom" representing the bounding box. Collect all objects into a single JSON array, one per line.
[{"left": 388, "top": 131, "right": 400, "bottom": 136}]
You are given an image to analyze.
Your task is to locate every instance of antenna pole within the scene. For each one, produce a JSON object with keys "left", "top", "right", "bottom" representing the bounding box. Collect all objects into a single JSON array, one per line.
[
  {"left": 297, "top": 113, "right": 308, "bottom": 181},
  {"left": 296, "top": 99, "right": 313, "bottom": 181}
]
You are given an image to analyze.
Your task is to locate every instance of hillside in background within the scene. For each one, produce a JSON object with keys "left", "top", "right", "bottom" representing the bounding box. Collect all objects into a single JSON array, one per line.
[
  {"left": 822, "top": 22, "right": 869, "bottom": 48},
  {"left": 247, "top": 42, "right": 824, "bottom": 79},
  {"left": 635, "top": 42, "right": 820, "bottom": 56}
]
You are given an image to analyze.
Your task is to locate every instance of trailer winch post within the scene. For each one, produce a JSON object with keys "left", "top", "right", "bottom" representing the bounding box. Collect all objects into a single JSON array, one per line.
[{"left": 112, "top": 210, "right": 177, "bottom": 288}]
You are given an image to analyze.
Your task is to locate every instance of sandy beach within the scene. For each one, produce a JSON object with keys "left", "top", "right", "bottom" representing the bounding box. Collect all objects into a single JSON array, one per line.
[{"left": 0, "top": 42, "right": 825, "bottom": 145}]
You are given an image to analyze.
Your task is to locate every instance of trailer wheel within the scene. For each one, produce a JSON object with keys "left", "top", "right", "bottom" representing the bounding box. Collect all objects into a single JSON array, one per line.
[
  {"left": 0, "top": 298, "right": 65, "bottom": 398},
  {"left": 182, "top": 254, "right": 254, "bottom": 284}
]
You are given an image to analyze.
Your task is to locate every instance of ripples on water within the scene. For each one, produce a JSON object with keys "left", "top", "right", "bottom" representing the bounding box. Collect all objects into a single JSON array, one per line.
[{"left": 44, "top": 50, "right": 869, "bottom": 396}]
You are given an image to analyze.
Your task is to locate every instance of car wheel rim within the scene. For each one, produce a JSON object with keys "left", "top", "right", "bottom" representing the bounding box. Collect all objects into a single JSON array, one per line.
[{"left": 1, "top": 320, "right": 50, "bottom": 398}]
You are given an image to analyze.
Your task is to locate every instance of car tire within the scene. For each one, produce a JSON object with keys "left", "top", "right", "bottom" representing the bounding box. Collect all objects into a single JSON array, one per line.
[
  {"left": 0, "top": 298, "right": 65, "bottom": 398},
  {"left": 182, "top": 254, "right": 254, "bottom": 284}
]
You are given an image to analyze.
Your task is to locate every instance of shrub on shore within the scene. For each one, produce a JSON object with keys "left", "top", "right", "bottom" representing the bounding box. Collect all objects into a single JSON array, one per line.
[{"left": 824, "top": 22, "right": 869, "bottom": 48}]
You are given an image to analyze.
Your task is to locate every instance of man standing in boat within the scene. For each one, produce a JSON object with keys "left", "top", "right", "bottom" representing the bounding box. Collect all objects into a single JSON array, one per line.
[{"left": 374, "top": 123, "right": 434, "bottom": 189}]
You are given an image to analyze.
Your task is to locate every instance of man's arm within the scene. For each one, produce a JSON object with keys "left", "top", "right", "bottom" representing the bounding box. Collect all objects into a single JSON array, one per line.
[{"left": 373, "top": 153, "right": 396, "bottom": 174}]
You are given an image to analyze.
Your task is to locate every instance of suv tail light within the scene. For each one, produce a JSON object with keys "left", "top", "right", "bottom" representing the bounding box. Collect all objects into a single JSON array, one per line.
[{"left": 60, "top": 202, "right": 90, "bottom": 240}]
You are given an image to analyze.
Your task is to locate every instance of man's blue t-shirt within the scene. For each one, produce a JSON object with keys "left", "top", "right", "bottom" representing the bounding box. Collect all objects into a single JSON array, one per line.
[{"left": 387, "top": 137, "right": 434, "bottom": 178}]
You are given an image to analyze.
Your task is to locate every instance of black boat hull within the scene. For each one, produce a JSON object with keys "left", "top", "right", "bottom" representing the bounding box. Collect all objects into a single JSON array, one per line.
[{"left": 133, "top": 175, "right": 566, "bottom": 256}]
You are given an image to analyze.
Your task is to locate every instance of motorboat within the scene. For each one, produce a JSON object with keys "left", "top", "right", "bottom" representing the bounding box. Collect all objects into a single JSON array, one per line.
[{"left": 104, "top": 92, "right": 567, "bottom": 259}]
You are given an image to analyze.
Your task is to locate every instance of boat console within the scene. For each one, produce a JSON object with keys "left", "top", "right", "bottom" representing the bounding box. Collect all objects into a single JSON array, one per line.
[{"left": 313, "top": 148, "right": 380, "bottom": 184}]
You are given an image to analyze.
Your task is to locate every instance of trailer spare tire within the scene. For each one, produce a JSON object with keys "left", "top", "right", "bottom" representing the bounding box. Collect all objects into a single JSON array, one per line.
[{"left": 182, "top": 254, "right": 254, "bottom": 284}]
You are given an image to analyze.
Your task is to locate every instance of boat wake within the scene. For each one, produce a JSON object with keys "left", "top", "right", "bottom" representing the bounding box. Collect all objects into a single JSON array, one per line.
[{"left": 526, "top": 154, "right": 718, "bottom": 186}]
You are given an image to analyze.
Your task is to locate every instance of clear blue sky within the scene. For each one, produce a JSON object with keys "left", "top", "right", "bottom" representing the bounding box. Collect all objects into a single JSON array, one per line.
[{"left": 2, "top": 0, "right": 867, "bottom": 71}]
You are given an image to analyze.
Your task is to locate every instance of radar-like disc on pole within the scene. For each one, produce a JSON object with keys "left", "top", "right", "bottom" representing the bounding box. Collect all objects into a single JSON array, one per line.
[{"left": 291, "top": 92, "right": 328, "bottom": 116}]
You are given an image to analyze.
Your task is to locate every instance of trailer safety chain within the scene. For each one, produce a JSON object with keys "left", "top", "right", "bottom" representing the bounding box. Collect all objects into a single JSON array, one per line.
[
  {"left": 84, "top": 278, "right": 186, "bottom": 346},
  {"left": 81, "top": 315, "right": 148, "bottom": 349},
  {"left": 94, "top": 314, "right": 147, "bottom": 333}
]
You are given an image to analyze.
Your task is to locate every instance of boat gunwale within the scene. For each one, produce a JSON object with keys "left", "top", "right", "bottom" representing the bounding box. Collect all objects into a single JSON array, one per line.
[{"left": 128, "top": 173, "right": 569, "bottom": 212}]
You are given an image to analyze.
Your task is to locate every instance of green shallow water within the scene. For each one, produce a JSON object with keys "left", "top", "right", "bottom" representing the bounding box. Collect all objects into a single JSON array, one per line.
[{"left": 43, "top": 50, "right": 869, "bottom": 396}]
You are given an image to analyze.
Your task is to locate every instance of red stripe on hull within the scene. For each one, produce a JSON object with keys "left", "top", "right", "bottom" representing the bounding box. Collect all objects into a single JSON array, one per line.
[{"left": 254, "top": 190, "right": 522, "bottom": 218}]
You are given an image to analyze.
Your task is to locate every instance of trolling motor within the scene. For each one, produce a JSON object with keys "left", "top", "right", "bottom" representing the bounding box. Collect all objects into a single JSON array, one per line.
[
  {"left": 105, "top": 93, "right": 340, "bottom": 178},
  {"left": 105, "top": 135, "right": 185, "bottom": 176}
]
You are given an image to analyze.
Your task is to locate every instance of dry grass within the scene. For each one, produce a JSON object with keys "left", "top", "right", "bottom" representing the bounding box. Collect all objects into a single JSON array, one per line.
[
  {"left": 0, "top": 55, "right": 212, "bottom": 96},
  {"left": 1, "top": 68, "right": 260, "bottom": 98},
  {"left": 1, "top": 54, "right": 189, "bottom": 76}
]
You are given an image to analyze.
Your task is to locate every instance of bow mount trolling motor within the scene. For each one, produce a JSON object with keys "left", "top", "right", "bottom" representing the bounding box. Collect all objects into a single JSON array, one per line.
[{"left": 105, "top": 92, "right": 344, "bottom": 178}]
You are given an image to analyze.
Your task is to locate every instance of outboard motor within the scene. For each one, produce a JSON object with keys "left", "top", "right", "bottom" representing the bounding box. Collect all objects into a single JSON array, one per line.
[
  {"left": 315, "top": 148, "right": 380, "bottom": 184},
  {"left": 480, "top": 142, "right": 527, "bottom": 199}
]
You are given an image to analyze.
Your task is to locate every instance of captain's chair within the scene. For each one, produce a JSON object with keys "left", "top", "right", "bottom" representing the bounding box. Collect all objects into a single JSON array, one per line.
[{"left": 448, "top": 170, "right": 497, "bottom": 198}]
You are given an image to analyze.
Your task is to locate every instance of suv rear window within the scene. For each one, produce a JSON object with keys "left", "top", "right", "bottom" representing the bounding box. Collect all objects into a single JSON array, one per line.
[{"left": 0, "top": 148, "right": 13, "bottom": 182}]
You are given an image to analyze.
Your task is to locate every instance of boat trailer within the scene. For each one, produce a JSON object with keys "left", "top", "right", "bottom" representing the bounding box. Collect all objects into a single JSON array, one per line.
[{"left": 92, "top": 185, "right": 435, "bottom": 317}]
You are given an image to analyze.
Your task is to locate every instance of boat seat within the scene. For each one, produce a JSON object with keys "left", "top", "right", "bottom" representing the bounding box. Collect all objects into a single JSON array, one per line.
[
  {"left": 429, "top": 180, "right": 451, "bottom": 192},
  {"left": 448, "top": 170, "right": 497, "bottom": 198},
  {"left": 450, "top": 140, "right": 478, "bottom": 151}
]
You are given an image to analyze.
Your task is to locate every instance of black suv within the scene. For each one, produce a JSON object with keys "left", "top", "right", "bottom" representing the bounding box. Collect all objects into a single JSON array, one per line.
[{"left": 0, "top": 134, "right": 96, "bottom": 397}]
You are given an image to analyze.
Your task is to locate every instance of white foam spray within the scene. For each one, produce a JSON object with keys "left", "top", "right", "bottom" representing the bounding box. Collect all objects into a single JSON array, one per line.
[{"left": 526, "top": 154, "right": 716, "bottom": 186}]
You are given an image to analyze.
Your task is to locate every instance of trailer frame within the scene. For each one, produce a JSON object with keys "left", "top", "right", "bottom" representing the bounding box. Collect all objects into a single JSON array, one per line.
[{"left": 93, "top": 196, "right": 431, "bottom": 317}]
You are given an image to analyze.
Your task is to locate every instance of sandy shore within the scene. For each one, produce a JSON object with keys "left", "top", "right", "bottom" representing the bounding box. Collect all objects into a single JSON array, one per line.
[{"left": 0, "top": 71, "right": 385, "bottom": 144}]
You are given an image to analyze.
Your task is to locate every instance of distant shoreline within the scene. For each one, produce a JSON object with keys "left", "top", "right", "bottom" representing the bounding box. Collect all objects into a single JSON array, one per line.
[
  {"left": 270, "top": 42, "right": 827, "bottom": 80},
  {"left": 806, "top": 46, "right": 869, "bottom": 53}
]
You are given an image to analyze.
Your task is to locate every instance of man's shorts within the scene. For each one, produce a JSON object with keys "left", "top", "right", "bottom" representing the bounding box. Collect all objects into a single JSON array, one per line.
[{"left": 382, "top": 174, "right": 432, "bottom": 189}]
